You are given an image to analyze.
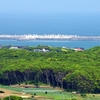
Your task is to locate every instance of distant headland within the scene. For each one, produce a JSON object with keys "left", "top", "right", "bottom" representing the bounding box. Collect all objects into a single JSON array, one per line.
[{"left": 0, "top": 34, "right": 100, "bottom": 41}]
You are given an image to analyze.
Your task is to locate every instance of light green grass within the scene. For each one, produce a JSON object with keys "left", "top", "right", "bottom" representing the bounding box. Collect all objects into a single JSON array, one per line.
[
  {"left": 0, "top": 85, "right": 100, "bottom": 100},
  {"left": 0, "top": 85, "right": 77, "bottom": 100}
]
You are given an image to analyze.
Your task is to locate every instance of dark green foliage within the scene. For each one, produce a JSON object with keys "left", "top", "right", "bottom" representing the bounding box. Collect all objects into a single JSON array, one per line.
[
  {"left": 3, "top": 96, "right": 23, "bottom": 100},
  {"left": 71, "top": 99, "right": 77, "bottom": 100},
  {"left": 0, "top": 90, "right": 4, "bottom": 93},
  {"left": 80, "top": 93, "right": 86, "bottom": 98},
  {"left": 45, "top": 91, "right": 47, "bottom": 94},
  {"left": 0, "top": 46, "right": 100, "bottom": 93},
  {"left": 34, "top": 93, "right": 36, "bottom": 95}
]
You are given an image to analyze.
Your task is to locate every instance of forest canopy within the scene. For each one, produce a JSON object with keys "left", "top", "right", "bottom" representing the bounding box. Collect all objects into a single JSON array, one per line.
[{"left": 0, "top": 46, "right": 100, "bottom": 93}]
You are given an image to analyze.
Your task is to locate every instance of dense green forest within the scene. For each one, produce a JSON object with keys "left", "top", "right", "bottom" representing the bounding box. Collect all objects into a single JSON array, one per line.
[{"left": 0, "top": 45, "right": 100, "bottom": 93}]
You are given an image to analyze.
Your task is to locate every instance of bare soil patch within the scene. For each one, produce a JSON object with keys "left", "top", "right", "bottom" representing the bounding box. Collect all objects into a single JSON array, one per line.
[
  {"left": 10, "top": 84, "right": 53, "bottom": 88},
  {"left": 0, "top": 87, "right": 31, "bottom": 99}
]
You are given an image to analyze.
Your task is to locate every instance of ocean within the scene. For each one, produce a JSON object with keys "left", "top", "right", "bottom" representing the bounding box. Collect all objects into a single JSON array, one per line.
[
  {"left": 0, "top": 39, "right": 100, "bottom": 49},
  {"left": 0, "top": 13, "right": 100, "bottom": 48}
]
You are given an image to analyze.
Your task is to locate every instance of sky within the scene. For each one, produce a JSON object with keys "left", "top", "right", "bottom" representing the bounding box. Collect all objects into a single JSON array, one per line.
[
  {"left": 0, "top": 0, "right": 100, "bottom": 14},
  {"left": 0, "top": 0, "right": 100, "bottom": 35}
]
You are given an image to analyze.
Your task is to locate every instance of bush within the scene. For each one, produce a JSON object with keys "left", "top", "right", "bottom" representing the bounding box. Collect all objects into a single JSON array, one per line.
[
  {"left": 34, "top": 93, "right": 36, "bottom": 95},
  {"left": 3, "top": 96, "right": 23, "bottom": 100},
  {"left": 0, "top": 90, "right": 4, "bottom": 93},
  {"left": 81, "top": 93, "right": 86, "bottom": 98},
  {"left": 45, "top": 91, "right": 47, "bottom": 94},
  {"left": 71, "top": 98, "right": 77, "bottom": 100}
]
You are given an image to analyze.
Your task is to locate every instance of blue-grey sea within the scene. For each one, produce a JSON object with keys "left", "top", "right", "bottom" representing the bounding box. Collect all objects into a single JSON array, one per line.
[
  {"left": 0, "top": 13, "right": 100, "bottom": 49},
  {"left": 0, "top": 39, "right": 100, "bottom": 49}
]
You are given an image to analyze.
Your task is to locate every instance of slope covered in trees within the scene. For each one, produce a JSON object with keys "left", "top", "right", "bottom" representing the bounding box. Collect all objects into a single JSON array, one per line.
[{"left": 0, "top": 46, "right": 100, "bottom": 93}]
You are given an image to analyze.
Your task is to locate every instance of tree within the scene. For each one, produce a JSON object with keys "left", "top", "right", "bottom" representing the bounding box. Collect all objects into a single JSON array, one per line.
[{"left": 63, "top": 70, "right": 94, "bottom": 93}]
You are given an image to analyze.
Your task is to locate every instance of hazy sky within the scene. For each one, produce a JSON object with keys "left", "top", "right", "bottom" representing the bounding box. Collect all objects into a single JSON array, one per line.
[{"left": 0, "top": 0, "right": 100, "bottom": 14}]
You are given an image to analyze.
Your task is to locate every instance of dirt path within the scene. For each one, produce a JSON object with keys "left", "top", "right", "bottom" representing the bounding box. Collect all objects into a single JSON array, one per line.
[{"left": 0, "top": 87, "right": 31, "bottom": 99}]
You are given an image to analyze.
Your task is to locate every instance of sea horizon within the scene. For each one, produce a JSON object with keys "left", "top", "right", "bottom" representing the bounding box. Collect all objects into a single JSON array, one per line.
[{"left": 0, "top": 13, "right": 100, "bottom": 49}]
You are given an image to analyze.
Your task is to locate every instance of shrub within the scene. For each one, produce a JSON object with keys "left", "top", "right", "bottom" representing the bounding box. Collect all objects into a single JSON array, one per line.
[
  {"left": 0, "top": 90, "right": 4, "bottom": 93},
  {"left": 45, "top": 91, "right": 47, "bottom": 94},
  {"left": 34, "top": 93, "right": 36, "bottom": 95},
  {"left": 71, "top": 98, "right": 77, "bottom": 100},
  {"left": 3, "top": 96, "right": 23, "bottom": 100},
  {"left": 81, "top": 93, "right": 86, "bottom": 98}
]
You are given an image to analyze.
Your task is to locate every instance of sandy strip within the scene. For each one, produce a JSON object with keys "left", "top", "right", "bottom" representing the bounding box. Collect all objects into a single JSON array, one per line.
[{"left": 0, "top": 88, "right": 31, "bottom": 99}]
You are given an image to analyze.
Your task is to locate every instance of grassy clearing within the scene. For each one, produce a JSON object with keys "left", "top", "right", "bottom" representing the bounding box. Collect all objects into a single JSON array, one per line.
[{"left": 0, "top": 85, "right": 100, "bottom": 100}]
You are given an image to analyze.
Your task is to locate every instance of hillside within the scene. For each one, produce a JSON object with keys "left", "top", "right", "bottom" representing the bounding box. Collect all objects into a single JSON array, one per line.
[{"left": 0, "top": 46, "right": 100, "bottom": 93}]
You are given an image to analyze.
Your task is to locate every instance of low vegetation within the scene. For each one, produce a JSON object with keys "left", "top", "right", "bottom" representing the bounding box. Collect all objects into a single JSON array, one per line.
[{"left": 3, "top": 96, "right": 23, "bottom": 100}]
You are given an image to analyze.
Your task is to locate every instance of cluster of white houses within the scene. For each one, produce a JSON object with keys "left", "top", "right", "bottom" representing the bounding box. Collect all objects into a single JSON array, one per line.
[
  {"left": 0, "top": 45, "right": 84, "bottom": 52},
  {"left": 9, "top": 46, "right": 84, "bottom": 52}
]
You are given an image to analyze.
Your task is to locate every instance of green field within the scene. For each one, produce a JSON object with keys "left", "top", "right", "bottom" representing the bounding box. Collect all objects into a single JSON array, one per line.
[{"left": 0, "top": 85, "right": 100, "bottom": 100}]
